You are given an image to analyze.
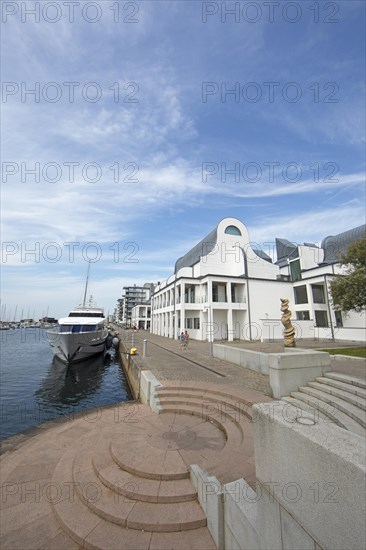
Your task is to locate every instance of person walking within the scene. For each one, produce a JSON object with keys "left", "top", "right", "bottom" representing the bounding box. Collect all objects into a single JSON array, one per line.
[
  {"left": 179, "top": 332, "right": 185, "bottom": 350},
  {"left": 184, "top": 330, "right": 189, "bottom": 349}
]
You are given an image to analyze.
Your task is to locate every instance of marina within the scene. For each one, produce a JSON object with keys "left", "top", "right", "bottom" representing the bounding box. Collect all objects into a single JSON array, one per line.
[
  {"left": 0, "top": 328, "right": 132, "bottom": 441},
  {"left": 46, "top": 262, "right": 109, "bottom": 363}
]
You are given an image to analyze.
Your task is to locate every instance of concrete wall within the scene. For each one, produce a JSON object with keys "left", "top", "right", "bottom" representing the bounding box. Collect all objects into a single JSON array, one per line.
[
  {"left": 139, "top": 370, "right": 163, "bottom": 413},
  {"left": 192, "top": 403, "right": 365, "bottom": 550},
  {"left": 213, "top": 345, "right": 331, "bottom": 398},
  {"left": 214, "top": 344, "right": 270, "bottom": 375},
  {"left": 268, "top": 350, "right": 331, "bottom": 398},
  {"left": 118, "top": 341, "right": 142, "bottom": 399},
  {"left": 253, "top": 402, "right": 366, "bottom": 550}
]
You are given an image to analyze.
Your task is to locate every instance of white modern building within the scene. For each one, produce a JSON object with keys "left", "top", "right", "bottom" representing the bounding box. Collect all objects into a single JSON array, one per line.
[
  {"left": 116, "top": 283, "right": 154, "bottom": 327},
  {"left": 131, "top": 304, "right": 152, "bottom": 330},
  {"left": 151, "top": 217, "right": 365, "bottom": 343}
]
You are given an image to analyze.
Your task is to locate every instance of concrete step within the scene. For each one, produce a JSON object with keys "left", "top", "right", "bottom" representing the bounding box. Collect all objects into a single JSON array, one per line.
[
  {"left": 155, "top": 390, "right": 253, "bottom": 420},
  {"left": 156, "top": 401, "right": 244, "bottom": 447},
  {"left": 158, "top": 404, "right": 255, "bottom": 486},
  {"left": 157, "top": 395, "right": 246, "bottom": 428},
  {"left": 92, "top": 447, "right": 197, "bottom": 503},
  {"left": 110, "top": 439, "right": 189, "bottom": 481},
  {"left": 156, "top": 383, "right": 272, "bottom": 408},
  {"left": 298, "top": 386, "right": 366, "bottom": 428},
  {"left": 315, "top": 377, "right": 366, "bottom": 399},
  {"left": 290, "top": 392, "right": 365, "bottom": 438},
  {"left": 307, "top": 381, "right": 366, "bottom": 411},
  {"left": 73, "top": 456, "right": 207, "bottom": 532},
  {"left": 53, "top": 475, "right": 213, "bottom": 549},
  {"left": 281, "top": 396, "right": 338, "bottom": 426},
  {"left": 324, "top": 372, "right": 366, "bottom": 390}
]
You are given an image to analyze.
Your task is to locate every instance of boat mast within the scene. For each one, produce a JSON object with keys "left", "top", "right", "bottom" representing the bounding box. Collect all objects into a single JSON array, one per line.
[{"left": 82, "top": 262, "right": 91, "bottom": 307}]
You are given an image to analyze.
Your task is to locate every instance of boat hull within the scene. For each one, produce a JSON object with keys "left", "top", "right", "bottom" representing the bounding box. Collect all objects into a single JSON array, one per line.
[{"left": 47, "top": 328, "right": 108, "bottom": 364}]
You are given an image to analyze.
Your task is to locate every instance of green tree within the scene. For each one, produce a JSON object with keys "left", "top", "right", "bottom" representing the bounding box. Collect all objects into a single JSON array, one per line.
[{"left": 330, "top": 237, "right": 366, "bottom": 313}]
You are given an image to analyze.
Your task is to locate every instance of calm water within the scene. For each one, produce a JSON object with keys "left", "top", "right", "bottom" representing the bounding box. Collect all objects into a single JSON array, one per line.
[{"left": 0, "top": 328, "right": 133, "bottom": 441}]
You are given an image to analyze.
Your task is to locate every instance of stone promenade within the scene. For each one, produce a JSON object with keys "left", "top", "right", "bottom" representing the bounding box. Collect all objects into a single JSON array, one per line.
[{"left": 0, "top": 333, "right": 364, "bottom": 549}]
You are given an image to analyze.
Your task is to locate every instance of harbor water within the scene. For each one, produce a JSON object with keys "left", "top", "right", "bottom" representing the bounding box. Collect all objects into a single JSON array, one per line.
[{"left": 0, "top": 328, "right": 133, "bottom": 441}]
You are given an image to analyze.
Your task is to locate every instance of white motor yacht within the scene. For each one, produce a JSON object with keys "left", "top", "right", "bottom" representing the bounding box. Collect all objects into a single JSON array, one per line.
[
  {"left": 47, "top": 306, "right": 108, "bottom": 363},
  {"left": 47, "top": 263, "right": 108, "bottom": 363}
]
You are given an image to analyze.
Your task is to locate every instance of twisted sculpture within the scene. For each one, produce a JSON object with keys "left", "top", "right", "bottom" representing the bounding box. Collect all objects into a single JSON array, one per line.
[{"left": 280, "top": 298, "right": 296, "bottom": 347}]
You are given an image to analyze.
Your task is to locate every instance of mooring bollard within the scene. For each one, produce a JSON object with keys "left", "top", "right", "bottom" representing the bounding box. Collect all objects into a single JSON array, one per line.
[{"left": 143, "top": 339, "right": 147, "bottom": 357}]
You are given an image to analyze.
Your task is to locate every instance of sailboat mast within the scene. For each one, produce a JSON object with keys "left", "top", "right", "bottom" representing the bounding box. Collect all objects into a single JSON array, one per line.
[{"left": 82, "top": 262, "right": 91, "bottom": 307}]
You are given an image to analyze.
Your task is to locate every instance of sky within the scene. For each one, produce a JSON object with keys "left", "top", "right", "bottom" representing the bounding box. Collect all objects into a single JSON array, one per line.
[{"left": 1, "top": 0, "right": 365, "bottom": 320}]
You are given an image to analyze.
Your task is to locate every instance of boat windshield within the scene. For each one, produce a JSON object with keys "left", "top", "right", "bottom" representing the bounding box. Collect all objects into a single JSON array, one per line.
[
  {"left": 68, "top": 312, "right": 104, "bottom": 318},
  {"left": 60, "top": 325, "right": 98, "bottom": 333}
]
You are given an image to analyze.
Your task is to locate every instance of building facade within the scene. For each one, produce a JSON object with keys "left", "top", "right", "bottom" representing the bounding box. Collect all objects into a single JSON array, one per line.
[
  {"left": 151, "top": 217, "right": 365, "bottom": 343},
  {"left": 131, "top": 304, "right": 152, "bottom": 330},
  {"left": 116, "top": 283, "right": 154, "bottom": 327}
]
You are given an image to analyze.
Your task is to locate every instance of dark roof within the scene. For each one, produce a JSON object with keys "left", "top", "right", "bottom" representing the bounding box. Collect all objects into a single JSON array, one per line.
[
  {"left": 253, "top": 249, "right": 273, "bottom": 263},
  {"left": 174, "top": 227, "right": 218, "bottom": 273},
  {"left": 320, "top": 224, "right": 366, "bottom": 265},
  {"left": 275, "top": 238, "right": 299, "bottom": 266}
]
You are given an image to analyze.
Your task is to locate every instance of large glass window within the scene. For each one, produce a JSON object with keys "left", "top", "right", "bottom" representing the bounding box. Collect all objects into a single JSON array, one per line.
[
  {"left": 290, "top": 259, "right": 302, "bottom": 282},
  {"left": 185, "top": 286, "right": 195, "bottom": 304},
  {"left": 212, "top": 284, "right": 227, "bottom": 302},
  {"left": 296, "top": 311, "right": 310, "bottom": 320},
  {"left": 335, "top": 310, "right": 343, "bottom": 327},
  {"left": 312, "top": 284, "right": 325, "bottom": 303},
  {"left": 185, "top": 318, "right": 193, "bottom": 329},
  {"left": 294, "top": 285, "right": 308, "bottom": 304},
  {"left": 315, "top": 310, "right": 328, "bottom": 327},
  {"left": 225, "top": 225, "right": 241, "bottom": 236}
]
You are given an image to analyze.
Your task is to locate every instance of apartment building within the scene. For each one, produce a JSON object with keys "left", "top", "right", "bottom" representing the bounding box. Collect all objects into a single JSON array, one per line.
[{"left": 151, "top": 217, "right": 365, "bottom": 343}]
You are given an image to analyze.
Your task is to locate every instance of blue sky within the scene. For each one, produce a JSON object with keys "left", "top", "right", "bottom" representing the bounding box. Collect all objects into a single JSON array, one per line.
[{"left": 1, "top": 0, "right": 365, "bottom": 320}]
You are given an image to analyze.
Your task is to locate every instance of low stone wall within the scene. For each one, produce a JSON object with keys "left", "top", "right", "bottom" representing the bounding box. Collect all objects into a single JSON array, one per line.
[
  {"left": 214, "top": 344, "right": 270, "bottom": 375},
  {"left": 118, "top": 341, "right": 145, "bottom": 399},
  {"left": 192, "top": 402, "right": 365, "bottom": 550},
  {"left": 139, "top": 371, "right": 163, "bottom": 412},
  {"left": 213, "top": 344, "right": 331, "bottom": 398},
  {"left": 253, "top": 402, "right": 366, "bottom": 550},
  {"left": 268, "top": 349, "right": 331, "bottom": 398}
]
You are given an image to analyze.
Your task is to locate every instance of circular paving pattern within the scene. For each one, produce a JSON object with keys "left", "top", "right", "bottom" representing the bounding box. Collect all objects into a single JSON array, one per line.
[{"left": 145, "top": 412, "right": 226, "bottom": 452}]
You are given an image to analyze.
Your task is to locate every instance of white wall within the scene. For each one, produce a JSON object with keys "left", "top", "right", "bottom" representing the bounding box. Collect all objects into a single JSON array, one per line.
[
  {"left": 249, "top": 280, "right": 293, "bottom": 328},
  {"left": 253, "top": 402, "right": 366, "bottom": 550}
]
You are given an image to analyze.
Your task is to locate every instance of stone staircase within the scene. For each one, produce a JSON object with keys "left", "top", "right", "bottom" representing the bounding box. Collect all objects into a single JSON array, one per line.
[
  {"left": 154, "top": 382, "right": 273, "bottom": 486},
  {"left": 51, "top": 409, "right": 217, "bottom": 549},
  {"left": 282, "top": 372, "right": 366, "bottom": 438}
]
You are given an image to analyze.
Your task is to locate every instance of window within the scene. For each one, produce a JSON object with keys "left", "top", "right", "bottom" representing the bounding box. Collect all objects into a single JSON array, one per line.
[
  {"left": 82, "top": 325, "right": 97, "bottom": 332},
  {"left": 335, "top": 310, "right": 343, "bottom": 327},
  {"left": 194, "top": 318, "right": 200, "bottom": 329},
  {"left": 185, "top": 287, "right": 195, "bottom": 304},
  {"left": 296, "top": 311, "right": 310, "bottom": 320},
  {"left": 312, "top": 284, "right": 325, "bottom": 304},
  {"left": 185, "top": 318, "right": 193, "bottom": 329},
  {"left": 290, "top": 259, "right": 302, "bottom": 282},
  {"left": 231, "top": 284, "right": 236, "bottom": 302},
  {"left": 294, "top": 285, "right": 308, "bottom": 304},
  {"left": 212, "top": 284, "right": 227, "bottom": 302},
  {"left": 315, "top": 310, "right": 328, "bottom": 327},
  {"left": 225, "top": 225, "right": 241, "bottom": 236}
]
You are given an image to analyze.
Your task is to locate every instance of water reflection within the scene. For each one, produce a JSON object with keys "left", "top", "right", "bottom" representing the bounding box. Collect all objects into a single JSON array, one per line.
[
  {"left": 35, "top": 351, "right": 119, "bottom": 409},
  {"left": 1, "top": 331, "right": 132, "bottom": 440}
]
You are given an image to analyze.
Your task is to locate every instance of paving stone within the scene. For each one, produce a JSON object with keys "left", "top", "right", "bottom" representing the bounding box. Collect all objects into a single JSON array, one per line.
[
  {"left": 149, "top": 527, "right": 217, "bottom": 549},
  {"left": 0, "top": 512, "right": 61, "bottom": 549}
]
